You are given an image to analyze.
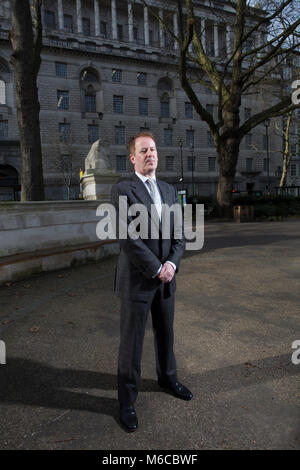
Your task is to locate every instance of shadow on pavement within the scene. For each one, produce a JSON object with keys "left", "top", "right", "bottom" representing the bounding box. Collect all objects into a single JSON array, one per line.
[
  {"left": 0, "top": 357, "right": 159, "bottom": 428},
  {"left": 0, "top": 353, "right": 299, "bottom": 408}
]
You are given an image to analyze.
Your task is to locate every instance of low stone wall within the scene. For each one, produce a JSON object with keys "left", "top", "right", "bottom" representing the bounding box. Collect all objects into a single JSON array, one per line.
[{"left": 0, "top": 201, "right": 119, "bottom": 284}]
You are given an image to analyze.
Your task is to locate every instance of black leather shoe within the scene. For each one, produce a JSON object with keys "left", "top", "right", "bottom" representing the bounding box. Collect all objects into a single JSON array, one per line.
[
  {"left": 119, "top": 404, "right": 138, "bottom": 432},
  {"left": 158, "top": 380, "right": 193, "bottom": 401}
]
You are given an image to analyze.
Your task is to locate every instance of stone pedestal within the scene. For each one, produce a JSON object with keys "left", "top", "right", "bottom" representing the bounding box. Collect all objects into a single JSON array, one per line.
[
  {"left": 82, "top": 170, "right": 119, "bottom": 201},
  {"left": 81, "top": 140, "right": 119, "bottom": 201}
]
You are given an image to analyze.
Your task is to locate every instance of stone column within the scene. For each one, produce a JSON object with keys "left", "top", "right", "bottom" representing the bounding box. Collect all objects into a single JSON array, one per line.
[
  {"left": 111, "top": 0, "right": 117, "bottom": 40},
  {"left": 226, "top": 24, "right": 232, "bottom": 57},
  {"left": 173, "top": 12, "right": 178, "bottom": 50},
  {"left": 57, "top": 0, "right": 64, "bottom": 30},
  {"left": 201, "top": 17, "right": 206, "bottom": 53},
  {"left": 214, "top": 22, "right": 219, "bottom": 57},
  {"left": 76, "top": 0, "right": 82, "bottom": 33},
  {"left": 128, "top": 1, "right": 134, "bottom": 42},
  {"left": 144, "top": 5, "right": 149, "bottom": 46},
  {"left": 94, "top": 0, "right": 100, "bottom": 36},
  {"left": 159, "top": 9, "right": 164, "bottom": 48}
]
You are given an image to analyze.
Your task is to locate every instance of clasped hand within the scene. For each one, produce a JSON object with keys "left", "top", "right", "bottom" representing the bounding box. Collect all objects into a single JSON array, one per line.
[{"left": 158, "top": 262, "right": 175, "bottom": 283}]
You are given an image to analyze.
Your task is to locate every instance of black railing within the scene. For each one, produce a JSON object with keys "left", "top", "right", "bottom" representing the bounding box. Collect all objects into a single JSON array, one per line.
[{"left": 276, "top": 186, "right": 300, "bottom": 197}]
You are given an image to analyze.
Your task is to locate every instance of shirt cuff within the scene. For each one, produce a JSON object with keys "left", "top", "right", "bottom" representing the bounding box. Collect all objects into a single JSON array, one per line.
[
  {"left": 152, "top": 264, "right": 162, "bottom": 278},
  {"left": 166, "top": 261, "right": 176, "bottom": 271}
]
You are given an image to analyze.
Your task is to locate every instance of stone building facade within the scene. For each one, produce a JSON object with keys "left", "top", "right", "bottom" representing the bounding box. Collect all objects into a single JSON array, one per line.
[{"left": 0, "top": 0, "right": 298, "bottom": 200}]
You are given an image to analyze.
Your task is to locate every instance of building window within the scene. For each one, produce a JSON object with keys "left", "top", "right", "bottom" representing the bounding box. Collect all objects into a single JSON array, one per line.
[
  {"left": 85, "top": 93, "right": 96, "bottom": 112},
  {"left": 207, "top": 131, "right": 214, "bottom": 147},
  {"left": 88, "top": 125, "right": 99, "bottom": 144},
  {"left": 113, "top": 95, "right": 123, "bottom": 114},
  {"left": 246, "top": 158, "right": 253, "bottom": 172},
  {"left": 55, "top": 62, "right": 67, "bottom": 78},
  {"left": 45, "top": 10, "right": 55, "bottom": 29},
  {"left": 291, "top": 143, "right": 297, "bottom": 155},
  {"left": 149, "top": 30, "right": 154, "bottom": 46},
  {"left": 165, "top": 156, "right": 174, "bottom": 171},
  {"left": 160, "top": 94, "right": 170, "bottom": 118},
  {"left": 140, "top": 126, "right": 149, "bottom": 132},
  {"left": 291, "top": 163, "right": 297, "bottom": 176},
  {"left": 208, "top": 157, "right": 216, "bottom": 171},
  {"left": 139, "top": 98, "right": 148, "bottom": 116},
  {"left": 185, "top": 102, "right": 193, "bottom": 119},
  {"left": 117, "top": 24, "right": 123, "bottom": 41},
  {"left": 100, "top": 21, "right": 107, "bottom": 38},
  {"left": 137, "top": 72, "right": 147, "bottom": 86},
  {"left": 64, "top": 14, "right": 73, "bottom": 32},
  {"left": 0, "top": 80, "right": 5, "bottom": 104},
  {"left": 115, "top": 126, "right": 125, "bottom": 145},
  {"left": 245, "top": 134, "right": 252, "bottom": 148},
  {"left": 112, "top": 69, "right": 122, "bottom": 83},
  {"left": 245, "top": 107, "right": 251, "bottom": 120},
  {"left": 57, "top": 90, "right": 69, "bottom": 110},
  {"left": 188, "top": 156, "right": 195, "bottom": 172},
  {"left": 0, "top": 120, "right": 8, "bottom": 139},
  {"left": 264, "top": 158, "right": 270, "bottom": 172},
  {"left": 164, "top": 129, "right": 172, "bottom": 146},
  {"left": 206, "top": 104, "right": 214, "bottom": 116},
  {"left": 133, "top": 26, "right": 138, "bottom": 41},
  {"left": 59, "top": 123, "right": 70, "bottom": 142},
  {"left": 82, "top": 17, "right": 90, "bottom": 36},
  {"left": 186, "top": 129, "right": 194, "bottom": 147},
  {"left": 116, "top": 155, "right": 127, "bottom": 172}
]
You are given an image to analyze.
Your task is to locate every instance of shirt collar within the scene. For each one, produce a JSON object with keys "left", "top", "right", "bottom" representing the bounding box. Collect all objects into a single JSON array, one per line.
[{"left": 135, "top": 171, "right": 157, "bottom": 184}]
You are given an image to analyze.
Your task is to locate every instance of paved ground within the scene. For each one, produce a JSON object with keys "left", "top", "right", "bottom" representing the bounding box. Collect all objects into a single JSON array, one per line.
[{"left": 0, "top": 220, "right": 299, "bottom": 450}]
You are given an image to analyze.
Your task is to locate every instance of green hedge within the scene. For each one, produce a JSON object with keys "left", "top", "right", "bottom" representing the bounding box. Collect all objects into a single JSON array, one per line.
[
  {"left": 186, "top": 195, "right": 300, "bottom": 219},
  {"left": 232, "top": 195, "right": 300, "bottom": 218}
]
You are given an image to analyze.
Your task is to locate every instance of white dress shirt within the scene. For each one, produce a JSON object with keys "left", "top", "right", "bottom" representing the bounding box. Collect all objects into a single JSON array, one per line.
[{"left": 135, "top": 171, "right": 176, "bottom": 277}]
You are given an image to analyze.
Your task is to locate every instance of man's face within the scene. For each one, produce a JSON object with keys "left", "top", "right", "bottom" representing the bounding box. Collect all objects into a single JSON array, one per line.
[{"left": 130, "top": 136, "right": 158, "bottom": 176}]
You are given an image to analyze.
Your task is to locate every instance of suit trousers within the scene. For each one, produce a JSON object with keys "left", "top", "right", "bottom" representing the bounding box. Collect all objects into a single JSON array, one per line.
[{"left": 118, "top": 283, "right": 177, "bottom": 405}]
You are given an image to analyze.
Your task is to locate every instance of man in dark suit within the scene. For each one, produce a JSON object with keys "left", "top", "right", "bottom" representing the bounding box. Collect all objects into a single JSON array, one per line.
[{"left": 111, "top": 131, "right": 193, "bottom": 432}]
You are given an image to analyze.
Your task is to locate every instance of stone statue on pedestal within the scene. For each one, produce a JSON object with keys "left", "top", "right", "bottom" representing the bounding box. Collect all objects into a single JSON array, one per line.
[{"left": 81, "top": 139, "right": 119, "bottom": 201}]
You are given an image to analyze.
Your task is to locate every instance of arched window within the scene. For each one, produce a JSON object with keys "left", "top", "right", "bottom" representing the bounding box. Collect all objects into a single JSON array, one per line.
[
  {"left": 158, "top": 77, "right": 173, "bottom": 118},
  {"left": 81, "top": 69, "right": 99, "bottom": 83},
  {"left": 79, "top": 67, "right": 101, "bottom": 114},
  {"left": 85, "top": 84, "right": 96, "bottom": 112},
  {"left": 157, "top": 77, "right": 172, "bottom": 92},
  {"left": 0, "top": 59, "right": 10, "bottom": 105},
  {"left": 0, "top": 165, "right": 20, "bottom": 201},
  {"left": 160, "top": 92, "right": 170, "bottom": 118}
]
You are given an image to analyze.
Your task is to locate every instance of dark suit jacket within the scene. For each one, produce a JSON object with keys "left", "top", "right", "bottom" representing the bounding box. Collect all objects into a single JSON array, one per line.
[{"left": 111, "top": 173, "right": 185, "bottom": 301}]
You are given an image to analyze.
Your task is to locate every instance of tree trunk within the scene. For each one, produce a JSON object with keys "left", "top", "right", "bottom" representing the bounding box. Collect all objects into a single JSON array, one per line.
[
  {"left": 10, "top": 0, "right": 44, "bottom": 201},
  {"left": 217, "top": 143, "right": 239, "bottom": 218},
  {"left": 217, "top": 102, "right": 241, "bottom": 217},
  {"left": 279, "top": 163, "right": 288, "bottom": 188},
  {"left": 279, "top": 111, "right": 292, "bottom": 188}
]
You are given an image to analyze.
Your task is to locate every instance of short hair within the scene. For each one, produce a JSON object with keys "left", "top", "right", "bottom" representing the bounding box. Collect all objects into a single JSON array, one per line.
[{"left": 127, "top": 131, "right": 156, "bottom": 155}]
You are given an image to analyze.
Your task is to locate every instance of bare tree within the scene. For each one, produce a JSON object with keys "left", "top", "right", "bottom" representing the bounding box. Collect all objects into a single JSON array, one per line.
[
  {"left": 275, "top": 110, "right": 298, "bottom": 187},
  {"left": 142, "top": 0, "right": 300, "bottom": 215},
  {"left": 54, "top": 129, "right": 79, "bottom": 200},
  {"left": 10, "top": 0, "right": 44, "bottom": 201}
]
